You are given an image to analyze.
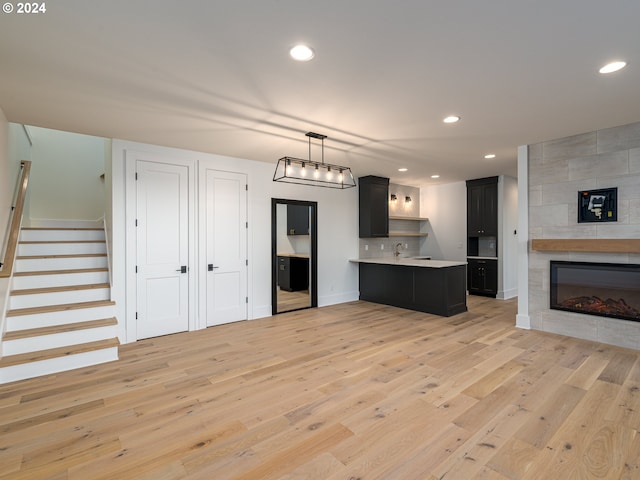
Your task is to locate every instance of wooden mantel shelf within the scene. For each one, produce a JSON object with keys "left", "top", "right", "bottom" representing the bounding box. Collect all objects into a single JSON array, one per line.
[{"left": 531, "top": 239, "right": 640, "bottom": 253}]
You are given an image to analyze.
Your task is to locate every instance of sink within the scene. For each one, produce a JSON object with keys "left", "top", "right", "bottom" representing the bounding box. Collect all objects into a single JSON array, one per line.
[{"left": 412, "top": 256, "right": 432, "bottom": 260}]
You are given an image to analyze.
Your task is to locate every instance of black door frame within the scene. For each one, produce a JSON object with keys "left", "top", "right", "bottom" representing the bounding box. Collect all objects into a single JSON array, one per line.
[{"left": 271, "top": 198, "right": 318, "bottom": 315}]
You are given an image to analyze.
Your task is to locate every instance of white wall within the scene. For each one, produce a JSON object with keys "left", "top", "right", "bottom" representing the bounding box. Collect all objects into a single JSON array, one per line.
[
  {"left": 419, "top": 181, "right": 467, "bottom": 262},
  {"left": 103, "top": 140, "right": 113, "bottom": 283},
  {"left": 2, "top": 123, "right": 31, "bottom": 240},
  {"left": 1, "top": 113, "right": 13, "bottom": 253},
  {"left": 388, "top": 183, "right": 420, "bottom": 218},
  {"left": 1, "top": 116, "right": 33, "bottom": 336},
  {"left": 498, "top": 175, "right": 518, "bottom": 299},
  {"left": 111, "top": 140, "right": 359, "bottom": 343},
  {"left": 0, "top": 108, "right": 10, "bottom": 337},
  {"left": 28, "top": 127, "right": 106, "bottom": 223}
]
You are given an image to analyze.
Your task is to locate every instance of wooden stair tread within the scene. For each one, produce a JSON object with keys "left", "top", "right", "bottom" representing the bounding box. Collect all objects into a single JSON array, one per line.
[
  {"left": 21, "top": 227, "right": 103, "bottom": 231},
  {"left": 19, "top": 240, "right": 106, "bottom": 244},
  {"left": 0, "top": 338, "right": 119, "bottom": 368},
  {"left": 3, "top": 318, "right": 117, "bottom": 341},
  {"left": 14, "top": 267, "right": 108, "bottom": 277},
  {"left": 11, "top": 283, "right": 110, "bottom": 296},
  {"left": 16, "top": 253, "right": 107, "bottom": 259},
  {"left": 7, "top": 300, "right": 115, "bottom": 317}
]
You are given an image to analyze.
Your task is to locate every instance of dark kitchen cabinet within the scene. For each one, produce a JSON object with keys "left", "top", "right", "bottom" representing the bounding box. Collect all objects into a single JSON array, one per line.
[
  {"left": 467, "top": 176, "right": 498, "bottom": 237},
  {"left": 287, "top": 204, "right": 309, "bottom": 235},
  {"left": 467, "top": 258, "right": 497, "bottom": 297},
  {"left": 358, "top": 262, "right": 467, "bottom": 316},
  {"left": 277, "top": 255, "right": 309, "bottom": 292},
  {"left": 359, "top": 175, "right": 389, "bottom": 238}
]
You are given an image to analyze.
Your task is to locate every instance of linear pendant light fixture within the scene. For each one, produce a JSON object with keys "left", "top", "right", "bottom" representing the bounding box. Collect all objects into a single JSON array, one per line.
[{"left": 273, "top": 132, "right": 356, "bottom": 189}]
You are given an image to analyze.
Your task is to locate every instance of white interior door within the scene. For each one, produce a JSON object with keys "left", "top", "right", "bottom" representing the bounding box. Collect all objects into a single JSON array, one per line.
[
  {"left": 206, "top": 170, "right": 247, "bottom": 326},
  {"left": 136, "top": 160, "right": 189, "bottom": 339}
]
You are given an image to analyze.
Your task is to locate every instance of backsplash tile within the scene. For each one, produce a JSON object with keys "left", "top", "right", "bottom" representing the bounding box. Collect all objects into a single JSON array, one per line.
[{"left": 358, "top": 237, "right": 422, "bottom": 259}]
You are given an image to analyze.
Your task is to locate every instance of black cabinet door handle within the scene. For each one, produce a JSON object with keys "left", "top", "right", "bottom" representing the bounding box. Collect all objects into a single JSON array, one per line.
[{"left": 176, "top": 265, "right": 187, "bottom": 273}]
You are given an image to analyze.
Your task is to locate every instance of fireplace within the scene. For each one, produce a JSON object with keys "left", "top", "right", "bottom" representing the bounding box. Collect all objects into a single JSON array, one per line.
[{"left": 550, "top": 261, "right": 640, "bottom": 322}]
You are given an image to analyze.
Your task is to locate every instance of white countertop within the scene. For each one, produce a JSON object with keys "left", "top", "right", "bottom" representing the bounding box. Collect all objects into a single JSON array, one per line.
[
  {"left": 350, "top": 258, "right": 467, "bottom": 268},
  {"left": 277, "top": 253, "right": 310, "bottom": 259}
]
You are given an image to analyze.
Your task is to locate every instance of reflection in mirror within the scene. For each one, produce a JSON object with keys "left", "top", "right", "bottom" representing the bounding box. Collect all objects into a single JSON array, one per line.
[{"left": 272, "top": 199, "right": 318, "bottom": 314}]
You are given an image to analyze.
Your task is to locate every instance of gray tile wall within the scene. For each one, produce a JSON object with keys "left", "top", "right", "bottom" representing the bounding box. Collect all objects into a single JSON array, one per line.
[{"left": 528, "top": 121, "right": 640, "bottom": 349}]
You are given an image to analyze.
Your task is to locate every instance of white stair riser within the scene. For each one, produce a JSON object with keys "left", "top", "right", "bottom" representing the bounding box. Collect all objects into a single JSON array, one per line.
[
  {"left": 20, "top": 230, "right": 105, "bottom": 242},
  {"left": 0, "top": 347, "right": 118, "bottom": 384},
  {"left": 6, "top": 306, "right": 115, "bottom": 330},
  {"left": 12, "top": 271, "right": 109, "bottom": 290},
  {"left": 2, "top": 326, "right": 117, "bottom": 356},
  {"left": 15, "top": 256, "right": 108, "bottom": 272},
  {"left": 28, "top": 219, "right": 102, "bottom": 229},
  {"left": 18, "top": 242, "right": 107, "bottom": 256},
  {"left": 10, "top": 288, "right": 110, "bottom": 309}
]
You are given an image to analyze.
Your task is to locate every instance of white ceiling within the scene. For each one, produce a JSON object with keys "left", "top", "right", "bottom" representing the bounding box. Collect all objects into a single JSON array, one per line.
[{"left": 1, "top": 0, "right": 639, "bottom": 186}]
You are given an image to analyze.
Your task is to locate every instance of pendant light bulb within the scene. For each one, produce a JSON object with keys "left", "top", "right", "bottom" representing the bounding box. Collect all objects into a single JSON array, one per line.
[
  {"left": 300, "top": 162, "right": 306, "bottom": 176},
  {"left": 314, "top": 163, "right": 320, "bottom": 179},
  {"left": 326, "top": 165, "right": 332, "bottom": 180}
]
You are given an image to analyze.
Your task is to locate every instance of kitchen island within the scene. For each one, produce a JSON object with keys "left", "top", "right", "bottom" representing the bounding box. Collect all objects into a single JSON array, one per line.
[{"left": 350, "top": 258, "right": 467, "bottom": 316}]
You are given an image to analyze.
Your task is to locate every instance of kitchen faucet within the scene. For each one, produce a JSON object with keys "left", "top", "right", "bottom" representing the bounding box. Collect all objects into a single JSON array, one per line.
[{"left": 394, "top": 242, "right": 403, "bottom": 257}]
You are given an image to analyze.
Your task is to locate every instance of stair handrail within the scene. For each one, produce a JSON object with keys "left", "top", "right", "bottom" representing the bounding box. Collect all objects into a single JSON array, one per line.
[{"left": 0, "top": 160, "right": 32, "bottom": 278}]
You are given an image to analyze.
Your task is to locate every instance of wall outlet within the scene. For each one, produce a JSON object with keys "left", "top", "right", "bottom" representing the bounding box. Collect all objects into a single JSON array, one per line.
[
  {"left": 364, "top": 244, "right": 369, "bottom": 251},
  {"left": 381, "top": 244, "right": 384, "bottom": 250},
  {"left": 404, "top": 243, "right": 408, "bottom": 249}
]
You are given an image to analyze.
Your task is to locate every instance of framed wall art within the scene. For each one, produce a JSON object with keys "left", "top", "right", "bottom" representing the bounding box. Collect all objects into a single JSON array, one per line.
[{"left": 578, "top": 187, "right": 617, "bottom": 223}]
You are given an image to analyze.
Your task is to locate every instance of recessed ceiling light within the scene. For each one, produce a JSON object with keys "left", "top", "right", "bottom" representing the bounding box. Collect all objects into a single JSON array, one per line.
[
  {"left": 398, "top": 168, "right": 408, "bottom": 172},
  {"left": 484, "top": 154, "right": 496, "bottom": 159},
  {"left": 443, "top": 115, "right": 460, "bottom": 124},
  {"left": 599, "top": 61, "right": 627, "bottom": 74},
  {"left": 290, "top": 45, "right": 315, "bottom": 62},
  {"left": 431, "top": 174, "right": 440, "bottom": 179}
]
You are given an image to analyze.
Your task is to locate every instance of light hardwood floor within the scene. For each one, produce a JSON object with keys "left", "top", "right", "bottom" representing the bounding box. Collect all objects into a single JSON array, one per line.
[
  {"left": 277, "top": 288, "right": 311, "bottom": 313},
  {"left": 1, "top": 296, "right": 640, "bottom": 479}
]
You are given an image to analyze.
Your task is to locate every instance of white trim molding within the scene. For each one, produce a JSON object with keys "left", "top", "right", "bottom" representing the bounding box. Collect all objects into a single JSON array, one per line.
[{"left": 516, "top": 144, "right": 530, "bottom": 329}]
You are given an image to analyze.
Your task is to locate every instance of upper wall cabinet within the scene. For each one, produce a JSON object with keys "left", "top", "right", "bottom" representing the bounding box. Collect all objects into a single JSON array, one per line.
[
  {"left": 287, "top": 204, "right": 309, "bottom": 235},
  {"left": 466, "top": 176, "right": 498, "bottom": 237},
  {"left": 359, "top": 175, "right": 389, "bottom": 238}
]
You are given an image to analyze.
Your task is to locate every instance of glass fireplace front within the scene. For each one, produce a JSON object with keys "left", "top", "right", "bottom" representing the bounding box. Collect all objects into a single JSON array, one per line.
[{"left": 550, "top": 261, "right": 640, "bottom": 322}]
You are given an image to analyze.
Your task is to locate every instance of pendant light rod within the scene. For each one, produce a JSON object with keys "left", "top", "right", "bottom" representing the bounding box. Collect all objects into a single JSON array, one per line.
[{"left": 306, "top": 131, "right": 327, "bottom": 165}]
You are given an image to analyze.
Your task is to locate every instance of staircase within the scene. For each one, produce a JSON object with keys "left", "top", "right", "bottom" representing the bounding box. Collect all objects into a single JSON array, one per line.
[{"left": 0, "top": 223, "right": 119, "bottom": 384}]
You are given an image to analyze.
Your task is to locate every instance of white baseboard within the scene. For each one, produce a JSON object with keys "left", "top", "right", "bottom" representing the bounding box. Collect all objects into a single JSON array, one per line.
[
  {"left": 516, "top": 314, "right": 531, "bottom": 329},
  {"left": 251, "top": 304, "right": 272, "bottom": 320},
  {"left": 319, "top": 291, "right": 359, "bottom": 307},
  {"left": 497, "top": 288, "right": 518, "bottom": 300}
]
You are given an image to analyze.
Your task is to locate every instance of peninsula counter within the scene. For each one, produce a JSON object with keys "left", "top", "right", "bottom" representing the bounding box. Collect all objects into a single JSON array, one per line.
[{"left": 350, "top": 258, "right": 467, "bottom": 317}]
